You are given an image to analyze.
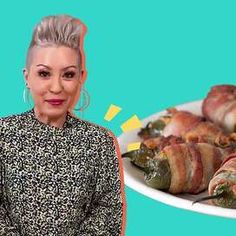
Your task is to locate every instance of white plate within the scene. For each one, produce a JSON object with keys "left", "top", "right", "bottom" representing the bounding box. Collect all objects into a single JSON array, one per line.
[{"left": 118, "top": 100, "right": 236, "bottom": 219}]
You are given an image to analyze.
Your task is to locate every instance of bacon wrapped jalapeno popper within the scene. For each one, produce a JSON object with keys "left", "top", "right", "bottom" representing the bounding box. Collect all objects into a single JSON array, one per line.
[
  {"left": 123, "top": 142, "right": 230, "bottom": 194},
  {"left": 202, "top": 84, "right": 236, "bottom": 132},
  {"left": 144, "top": 143, "right": 229, "bottom": 194},
  {"left": 138, "top": 109, "right": 233, "bottom": 147},
  {"left": 194, "top": 153, "right": 236, "bottom": 208},
  {"left": 138, "top": 109, "right": 201, "bottom": 140}
]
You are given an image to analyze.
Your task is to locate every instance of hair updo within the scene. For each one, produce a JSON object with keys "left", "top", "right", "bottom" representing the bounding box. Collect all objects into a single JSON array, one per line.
[{"left": 26, "top": 14, "right": 85, "bottom": 69}]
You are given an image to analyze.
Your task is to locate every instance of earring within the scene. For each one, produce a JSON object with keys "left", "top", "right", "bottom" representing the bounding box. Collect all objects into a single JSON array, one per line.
[
  {"left": 23, "top": 87, "right": 28, "bottom": 103},
  {"left": 23, "top": 85, "right": 31, "bottom": 104},
  {"left": 73, "top": 87, "right": 90, "bottom": 112}
]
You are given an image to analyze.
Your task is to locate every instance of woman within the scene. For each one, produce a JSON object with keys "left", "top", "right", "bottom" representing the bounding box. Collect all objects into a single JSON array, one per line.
[{"left": 0, "top": 15, "right": 126, "bottom": 235}]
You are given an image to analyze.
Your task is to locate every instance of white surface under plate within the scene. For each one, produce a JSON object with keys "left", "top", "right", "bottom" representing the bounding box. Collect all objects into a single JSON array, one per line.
[{"left": 118, "top": 100, "right": 236, "bottom": 219}]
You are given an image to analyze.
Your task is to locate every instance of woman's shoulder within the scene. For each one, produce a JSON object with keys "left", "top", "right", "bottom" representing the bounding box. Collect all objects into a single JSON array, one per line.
[
  {"left": 73, "top": 117, "right": 115, "bottom": 142},
  {"left": 0, "top": 110, "right": 29, "bottom": 132},
  {"left": 71, "top": 117, "right": 117, "bottom": 152},
  {"left": 74, "top": 119, "right": 119, "bottom": 162}
]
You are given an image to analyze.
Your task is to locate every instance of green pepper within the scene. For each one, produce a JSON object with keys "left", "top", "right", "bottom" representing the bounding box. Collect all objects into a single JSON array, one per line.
[
  {"left": 144, "top": 157, "right": 171, "bottom": 191},
  {"left": 212, "top": 183, "right": 236, "bottom": 208},
  {"left": 138, "top": 118, "right": 168, "bottom": 139},
  {"left": 123, "top": 145, "right": 171, "bottom": 190},
  {"left": 122, "top": 143, "right": 156, "bottom": 169}
]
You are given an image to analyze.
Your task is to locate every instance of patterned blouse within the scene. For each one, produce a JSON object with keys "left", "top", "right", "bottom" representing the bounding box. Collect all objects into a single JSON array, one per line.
[{"left": 0, "top": 108, "right": 124, "bottom": 236}]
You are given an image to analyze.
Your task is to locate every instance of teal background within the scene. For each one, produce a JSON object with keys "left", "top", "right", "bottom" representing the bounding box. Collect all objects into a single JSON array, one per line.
[{"left": 1, "top": 0, "right": 235, "bottom": 235}]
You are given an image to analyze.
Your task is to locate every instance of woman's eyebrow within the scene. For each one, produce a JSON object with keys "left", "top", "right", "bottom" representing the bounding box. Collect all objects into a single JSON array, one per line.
[
  {"left": 62, "top": 65, "right": 78, "bottom": 70},
  {"left": 36, "top": 64, "right": 52, "bottom": 69},
  {"left": 36, "top": 64, "right": 78, "bottom": 70}
]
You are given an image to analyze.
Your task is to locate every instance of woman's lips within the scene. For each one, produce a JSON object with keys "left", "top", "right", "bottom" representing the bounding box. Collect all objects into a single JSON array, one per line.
[{"left": 45, "top": 99, "right": 65, "bottom": 105}]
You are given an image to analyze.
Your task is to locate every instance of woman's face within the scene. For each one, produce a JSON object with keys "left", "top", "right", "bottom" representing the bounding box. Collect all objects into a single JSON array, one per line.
[{"left": 24, "top": 46, "right": 81, "bottom": 119}]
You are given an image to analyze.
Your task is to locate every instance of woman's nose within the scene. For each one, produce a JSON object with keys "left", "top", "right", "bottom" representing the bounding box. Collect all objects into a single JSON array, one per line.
[{"left": 49, "top": 77, "right": 63, "bottom": 93}]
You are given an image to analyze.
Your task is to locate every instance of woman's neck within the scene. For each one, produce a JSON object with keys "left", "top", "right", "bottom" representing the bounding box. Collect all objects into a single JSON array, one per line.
[{"left": 33, "top": 107, "right": 67, "bottom": 128}]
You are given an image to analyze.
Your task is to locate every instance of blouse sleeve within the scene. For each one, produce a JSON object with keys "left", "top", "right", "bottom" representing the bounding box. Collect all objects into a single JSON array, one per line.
[
  {"left": 0, "top": 122, "right": 21, "bottom": 236},
  {"left": 77, "top": 131, "right": 126, "bottom": 236}
]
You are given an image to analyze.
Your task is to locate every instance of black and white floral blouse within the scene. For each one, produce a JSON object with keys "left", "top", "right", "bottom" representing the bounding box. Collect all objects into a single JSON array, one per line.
[{"left": 0, "top": 108, "right": 124, "bottom": 236}]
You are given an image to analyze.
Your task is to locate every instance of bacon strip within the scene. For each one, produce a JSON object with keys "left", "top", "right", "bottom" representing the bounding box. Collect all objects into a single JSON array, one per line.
[
  {"left": 158, "top": 143, "right": 227, "bottom": 194},
  {"left": 162, "top": 110, "right": 203, "bottom": 137},
  {"left": 161, "top": 110, "right": 230, "bottom": 146},
  {"left": 143, "top": 135, "right": 184, "bottom": 150},
  {"left": 184, "top": 121, "right": 226, "bottom": 144},
  {"left": 202, "top": 84, "right": 236, "bottom": 132},
  {"left": 186, "top": 143, "right": 203, "bottom": 193}
]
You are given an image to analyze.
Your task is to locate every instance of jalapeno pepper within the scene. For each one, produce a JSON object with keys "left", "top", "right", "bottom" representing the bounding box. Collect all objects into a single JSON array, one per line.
[
  {"left": 122, "top": 143, "right": 155, "bottom": 170},
  {"left": 122, "top": 136, "right": 184, "bottom": 169},
  {"left": 138, "top": 118, "right": 168, "bottom": 140}
]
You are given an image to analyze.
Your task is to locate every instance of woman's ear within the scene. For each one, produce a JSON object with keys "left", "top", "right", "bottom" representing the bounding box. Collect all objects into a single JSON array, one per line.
[
  {"left": 79, "top": 69, "right": 87, "bottom": 84},
  {"left": 23, "top": 68, "right": 30, "bottom": 88}
]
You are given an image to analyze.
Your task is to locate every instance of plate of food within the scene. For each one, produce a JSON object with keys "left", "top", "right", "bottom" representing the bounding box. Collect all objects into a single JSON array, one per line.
[{"left": 118, "top": 85, "right": 236, "bottom": 219}]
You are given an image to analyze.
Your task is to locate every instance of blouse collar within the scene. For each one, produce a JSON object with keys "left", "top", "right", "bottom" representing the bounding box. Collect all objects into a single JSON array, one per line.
[{"left": 26, "top": 107, "right": 75, "bottom": 134}]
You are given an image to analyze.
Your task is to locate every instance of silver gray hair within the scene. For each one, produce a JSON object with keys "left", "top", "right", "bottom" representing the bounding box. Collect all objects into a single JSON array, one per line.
[{"left": 26, "top": 14, "right": 83, "bottom": 68}]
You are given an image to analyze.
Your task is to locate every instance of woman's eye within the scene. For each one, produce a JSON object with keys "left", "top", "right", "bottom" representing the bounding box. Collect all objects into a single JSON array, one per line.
[
  {"left": 63, "top": 71, "right": 76, "bottom": 79},
  {"left": 38, "top": 71, "right": 50, "bottom": 77}
]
